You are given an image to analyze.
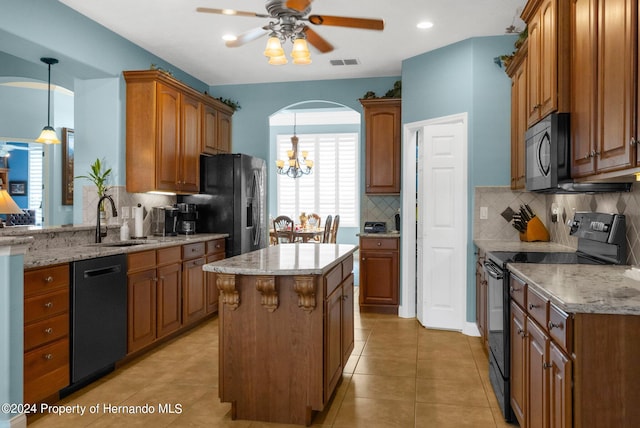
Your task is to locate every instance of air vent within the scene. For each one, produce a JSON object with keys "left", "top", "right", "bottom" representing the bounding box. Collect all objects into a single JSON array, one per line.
[{"left": 330, "top": 59, "right": 360, "bottom": 66}]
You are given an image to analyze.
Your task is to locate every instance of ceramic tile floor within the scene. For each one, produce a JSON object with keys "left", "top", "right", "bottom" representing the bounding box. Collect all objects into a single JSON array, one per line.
[{"left": 29, "top": 289, "right": 517, "bottom": 428}]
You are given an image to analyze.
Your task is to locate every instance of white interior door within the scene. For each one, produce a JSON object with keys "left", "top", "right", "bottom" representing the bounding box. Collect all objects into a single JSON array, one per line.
[{"left": 416, "top": 117, "right": 467, "bottom": 330}]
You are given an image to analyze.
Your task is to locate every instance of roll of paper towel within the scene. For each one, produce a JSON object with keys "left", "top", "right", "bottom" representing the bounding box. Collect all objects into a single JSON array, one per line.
[{"left": 133, "top": 204, "right": 144, "bottom": 238}]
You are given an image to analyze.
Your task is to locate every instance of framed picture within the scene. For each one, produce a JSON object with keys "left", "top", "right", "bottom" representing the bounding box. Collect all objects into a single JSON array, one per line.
[
  {"left": 62, "top": 127, "right": 74, "bottom": 205},
  {"left": 9, "top": 180, "right": 27, "bottom": 196}
]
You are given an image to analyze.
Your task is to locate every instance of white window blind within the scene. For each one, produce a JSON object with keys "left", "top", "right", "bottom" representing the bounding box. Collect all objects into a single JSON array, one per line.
[
  {"left": 276, "top": 133, "right": 358, "bottom": 227},
  {"left": 28, "top": 146, "right": 43, "bottom": 225}
]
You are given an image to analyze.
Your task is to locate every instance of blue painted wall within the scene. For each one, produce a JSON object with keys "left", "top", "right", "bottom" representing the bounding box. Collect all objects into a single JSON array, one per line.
[{"left": 402, "top": 36, "right": 515, "bottom": 322}]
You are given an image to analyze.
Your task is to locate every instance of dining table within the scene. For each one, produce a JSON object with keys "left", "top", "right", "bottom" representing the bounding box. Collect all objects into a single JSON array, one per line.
[{"left": 270, "top": 225, "right": 324, "bottom": 243}]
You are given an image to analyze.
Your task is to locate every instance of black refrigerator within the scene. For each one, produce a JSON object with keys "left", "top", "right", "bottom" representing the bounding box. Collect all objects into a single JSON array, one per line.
[{"left": 180, "top": 154, "right": 267, "bottom": 258}]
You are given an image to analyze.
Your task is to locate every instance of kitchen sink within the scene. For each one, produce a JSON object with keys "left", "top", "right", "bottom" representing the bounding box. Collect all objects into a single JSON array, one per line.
[{"left": 86, "top": 240, "right": 157, "bottom": 248}]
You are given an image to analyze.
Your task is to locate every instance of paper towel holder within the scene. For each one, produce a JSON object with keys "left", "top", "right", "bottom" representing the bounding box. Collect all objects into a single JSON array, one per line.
[{"left": 132, "top": 203, "right": 146, "bottom": 239}]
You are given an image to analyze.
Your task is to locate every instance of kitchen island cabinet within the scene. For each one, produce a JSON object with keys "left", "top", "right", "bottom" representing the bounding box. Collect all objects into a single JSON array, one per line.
[{"left": 204, "top": 243, "right": 357, "bottom": 426}]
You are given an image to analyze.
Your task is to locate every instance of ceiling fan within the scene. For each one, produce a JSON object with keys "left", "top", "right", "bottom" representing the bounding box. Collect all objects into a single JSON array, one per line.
[{"left": 196, "top": 0, "right": 384, "bottom": 56}]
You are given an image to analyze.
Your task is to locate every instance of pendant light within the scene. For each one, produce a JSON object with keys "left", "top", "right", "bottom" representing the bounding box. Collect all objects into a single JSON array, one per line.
[{"left": 35, "top": 57, "right": 60, "bottom": 144}]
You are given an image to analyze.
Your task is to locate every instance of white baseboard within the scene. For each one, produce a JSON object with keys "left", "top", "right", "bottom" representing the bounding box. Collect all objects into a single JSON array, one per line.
[
  {"left": 462, "top": 322, "right": 481, "bottom": 337},
  {"left": 6, "top": 413, "right": 26, "bottom": 428}
]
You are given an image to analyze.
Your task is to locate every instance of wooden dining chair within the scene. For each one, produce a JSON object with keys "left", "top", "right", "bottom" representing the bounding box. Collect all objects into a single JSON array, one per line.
[
  {"left": 307, "top": 213, "right": 322, "bottom": 229},
  {"left": 322, "top": 215, "right": 333, "bottom": 243},
  {"left": 329, "top": 214, "right": 340, "bottom": 243},
  {"left": 273, "top": 215, "right": 295, "bottom": 244}
]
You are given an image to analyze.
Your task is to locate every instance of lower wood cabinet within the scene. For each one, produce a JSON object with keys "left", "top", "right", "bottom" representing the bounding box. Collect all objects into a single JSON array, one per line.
[
  {"left": 475, "top": 249, "right": 488, "bottom": 350},
  {"left": 23, "top": 264, "right": 70, "bottom": 404},
  {"left": 205, "top": 238, "right": 226, "bottom": 314},
  {"left": 359, "top": 236, "right": 399, "bottom": 314},
  {"left": 182, "top": 242, "right": 206, "bottom": 326},
  {"left": 156, "top": 247, "right": 182, "bottom": 338}
]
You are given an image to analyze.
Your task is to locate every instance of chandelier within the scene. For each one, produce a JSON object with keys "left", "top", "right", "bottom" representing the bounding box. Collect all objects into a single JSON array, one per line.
[
  {"left": 276, "top": 114, "right": 313, "bottom": 178},
  {"left": 263, "top": 17, "right": 311, "bottom": 65}
]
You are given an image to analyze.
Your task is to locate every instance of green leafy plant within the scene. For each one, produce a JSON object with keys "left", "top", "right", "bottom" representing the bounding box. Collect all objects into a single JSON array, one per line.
[
  {"left": 215, "top": 97, "right": 242, "bottom": 111},
  {"left": 76, "top": 158, "right": 112, "bottom": 198}
]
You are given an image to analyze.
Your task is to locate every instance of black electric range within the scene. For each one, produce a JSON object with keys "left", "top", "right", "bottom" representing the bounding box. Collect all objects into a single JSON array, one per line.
[{"left": 483, "top": 212, "right": 627, "bottom": 422}]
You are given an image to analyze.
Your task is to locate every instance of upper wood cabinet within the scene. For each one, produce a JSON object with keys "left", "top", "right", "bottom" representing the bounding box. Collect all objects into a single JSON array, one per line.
[
  {"left": 124, "top": 70, "right": 234, "bottom": 193},
  {"left": 522, "top": 0, "right": 570, "bottom": 127},
  {"left": 570, "top": 0, "right": 637, "bottom": 178},
  {"left": 360, "top": 98, "right": 401, "bottom": 194},
  {"left": 507, "top": 45, "right": 528, "bottom": 190}
]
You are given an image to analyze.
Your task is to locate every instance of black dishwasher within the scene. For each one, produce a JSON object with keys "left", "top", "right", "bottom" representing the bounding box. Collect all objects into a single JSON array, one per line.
[{"left": 65, "top": 254, "right": 127, "bottom": 392}]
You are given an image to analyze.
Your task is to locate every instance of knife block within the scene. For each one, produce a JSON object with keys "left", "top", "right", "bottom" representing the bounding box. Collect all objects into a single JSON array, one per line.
[{"left": 519, "top": 216, "right": 550, "bottom": 242}]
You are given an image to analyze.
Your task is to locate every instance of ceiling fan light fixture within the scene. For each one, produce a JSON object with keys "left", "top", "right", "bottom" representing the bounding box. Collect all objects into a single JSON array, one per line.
[
  {"left": 264, "top": 35, "right": 285, "bottom": 58},
  {"left": 291, "top": 37, "right": 311, "bottom": 59},
  {"left": 292, "top": 56, "right": 312, "bottom": 65},
  {"left": 268, "top": 55, "right": 288, "bottom": 65}
]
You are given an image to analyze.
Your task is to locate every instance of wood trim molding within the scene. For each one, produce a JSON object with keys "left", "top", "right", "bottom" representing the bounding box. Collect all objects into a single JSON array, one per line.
[
  {"left": 217, "top": 273, "right": 239, "bottom": 310},
  {"left": 293, "top": 276, "right": 316, "bottom": 312},
  {"left": 255, "top": 275, "right": 278, "bottom": 312}
]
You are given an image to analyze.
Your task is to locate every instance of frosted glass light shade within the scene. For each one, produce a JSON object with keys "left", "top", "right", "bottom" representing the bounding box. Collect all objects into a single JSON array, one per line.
[
  {"left": 293, "top": 56, "right": 312, "bottom": 65},
  {"left": 35, "top": 126, "right": 60, "bottom": 144},
  {"left": 264, "top": 37, "right": 284, "bottom": 58},
  {"left": 291, "top": 38, "right": 310, "bottom": 59}
]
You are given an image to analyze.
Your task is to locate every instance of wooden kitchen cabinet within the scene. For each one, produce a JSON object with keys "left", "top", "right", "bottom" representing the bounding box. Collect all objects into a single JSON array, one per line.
[
  {"left": 570, "top": 0, "right": 637, "bottom": 178},
  {"left": 522, "top": 0, "right": 570, "bottom": 127},
  {"left": 127, "top": 250, "right": 158, "bottom": 353},
  {"left": 360, "top": 98, "right": 401, "bottom": 194},
  {"left": 359, "top": 236, "right": 399, "bottom": 314},
  {"left": 156, "top": 246, "right": 182, "bottom": 339},
  {"left": 475, "top": 248, "right": 488, "bottom": 349},
  {"left": 510, "top": 301, "right": 527, "bottom": 426},
  {"left": 216, "top": 109, "right": 233, "bottom": 154},
  {"left": 205, "top": 238, "right": 226, "bottom": 314},
  {"left": 23, "top": 264, "right": 70, "bottom": 404},
  {"left": 202, "top": 103, "right": 233, "bottom": 155},
  {"left": 182, "top": 242, "right": 206, "bottom": 326},
  {"left": 507, "top": 45, "right": 528, "bottom": 190},
  {"left": 527, "top": 317, "right": 550, "bottom": 428}
]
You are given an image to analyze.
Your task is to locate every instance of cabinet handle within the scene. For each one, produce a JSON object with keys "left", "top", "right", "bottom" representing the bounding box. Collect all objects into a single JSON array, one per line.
[
  {"left": 44, "top": 302, "right": 53, "bottom": 309},
  {"left": 153, "top": 277, "right": 159, "bottom": 282},
  {"left": 377, "top": 242, "right": 381, "bottom": 246},
  {"left": 548, "top": 321, "right": 562, "bottom": 330},
  {"left": 517, "top": 328, "right": 524, "bottom": 335},
  {"left": 44, "top": 276, "right": 54, "bottom": 283},
  {"left": 510, "top": 286, "right": 521, "bottom": 293},
  {"left": 43, "top": 353, "right": 53, "bottom": 360},
  {"left": 630, "top": 137, "right": 637, "bottom": 147},
  {"left": 543, "top": 362, "right": 552, "bottom": 369},
  {"left": 584, "top": 152, "right": 591, "bottom": 160},
  {"left": 44, "top": 328, "right": 53, "bottom": 334},
  {"left": 528, "top": 303, "right": 538, "bottom": 310}
]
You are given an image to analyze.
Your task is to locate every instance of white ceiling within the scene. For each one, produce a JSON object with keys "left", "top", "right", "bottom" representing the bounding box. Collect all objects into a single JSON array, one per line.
[{"left": 58, "top": 0, "right": 526, "bottom": 86}]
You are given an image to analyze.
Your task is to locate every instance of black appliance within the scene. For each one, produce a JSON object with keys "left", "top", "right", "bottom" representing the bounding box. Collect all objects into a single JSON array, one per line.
[
  {"left": 364, "top": 221, "right": 387, "bottom": 233},
  {"left": 483, "top": 212, "right": 626, "bottom": 421},
  {"left": 525, "top": 113, "right": 632, "bottom": 193},
  {"left": 176, "top": 203, "right": 197, "bottom": 235},
  {"left": 151, "top": 205, "right": 180, "bottom": 236},
  {"left": 62, "top": 254, "right": 127, "bottom": 396},
  {"left": 180, "top": 154, "right": 267, "bottom": 257}
]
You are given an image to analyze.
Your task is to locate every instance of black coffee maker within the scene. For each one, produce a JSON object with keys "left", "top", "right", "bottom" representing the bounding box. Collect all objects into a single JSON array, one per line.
[
  {"left": 176, "top": 203, "right": 197, "bottom": 235},
  {"left": 151, "top": 206, "right": 180, "bottom": 236}
]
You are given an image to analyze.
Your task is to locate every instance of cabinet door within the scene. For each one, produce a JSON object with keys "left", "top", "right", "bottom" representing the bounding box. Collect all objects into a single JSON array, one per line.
[
  {"left": 156, "top": 83, "right": 181, "bottom": 192},
  {"left": 595, "top": 0, "right": 636, "bottom": 172},
  {"left": 341, "top": 274, "right": 354, "bottom": 367},
  {"left": 549, "top": 342, "right": 572, "bottom": 428},
  {"left": 127, "top": 269, "right": 157, "bottom": 353},
  {"left": 362, "top": 100, "right": 401, "bottom": 194},
  {"left": 217, "top": 109, "right": 232, "bottom": 153},
  {"left": 511, "top": 54, "right": 528, "bottom": 189},
  {"left": 475, "top": 256, "right": 488, "bottom": 343},
  {"left": 180, "top": 94, "right": 201, "bottom": 193},
  {"left": 527, "top": 12, "right": 542, "bottom": 126},
  {"left": 324, "top": 286, "right": 343, "bottom": 402},
  {"left": 538, "top": 0, "right": 558, "bottom": 118},
  {"left": 156, "top": 262, "right": 182, "bottom": 338},
  {"left": 205, "top": 253, "right": 225, "bottom": 314},
  {"left": 201, "top": 103, "right": 218, "bottom": 155},
  {"left": 510, "top": 301, "right": 528, "bottom": 427},
  {"left": 183, "top": 257, "right": 206, "bottom": 325},
  {"left": 360, "top": 250, "right": 399, "bottom": 306},
  {"left": 527, "top": 318, "right": 550, "bottom": 428},
  {"left": 570, "top": 0, "right": 598, "bottom": 177}
]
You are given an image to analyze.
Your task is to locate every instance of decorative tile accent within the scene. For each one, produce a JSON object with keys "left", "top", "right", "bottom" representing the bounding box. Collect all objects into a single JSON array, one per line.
[{"left": 361, "top": 195, "right": 400, "bottom": 231}]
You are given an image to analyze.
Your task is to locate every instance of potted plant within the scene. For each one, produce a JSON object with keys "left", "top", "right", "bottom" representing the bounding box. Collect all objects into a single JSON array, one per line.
[{"left": 76, "top": 158, "right": 112, "bottom": 216}]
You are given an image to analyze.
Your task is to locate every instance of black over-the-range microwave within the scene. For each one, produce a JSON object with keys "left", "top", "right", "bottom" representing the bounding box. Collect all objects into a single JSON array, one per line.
[{"left": 524, "top": 113, "right": 632, "bottom": 193}]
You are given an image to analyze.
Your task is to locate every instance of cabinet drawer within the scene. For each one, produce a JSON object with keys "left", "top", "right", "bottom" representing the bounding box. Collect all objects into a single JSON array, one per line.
[
  {"left": 24, "top": 313, "right": 69, "bottom": 351},
  {"left": 207, "top": 239, "right": 225, "bottom": 255},
  {"left": 183, "top": 242, "right": 205, "bottom": 260},
  {"left": 24, "top": 264, "right": 69, "bottom": 297},
  {"left": 360, "top": 237, "right": 398, "bottom": 251},
  {"left": 24, "top": 288, "right": 69, "bottom": 324},
  {"left": 526, "top": 287, "right": 549, "bottom": 328},
  {"left": 509, "top": 275, "right": 527, "bottom": 308},
  {"left": 157, "top": 246, "right": 181, "bottom": 265},
  {"left": 342, "top": 255, "right": 354, "bottom": 279},
  {"left": 128, "top": 250, "right": 157, "bottom": 273},
  {"left": 325, "top": 263, "right": 343, "bottom": 298},
  {"left": 24, "top": 338, "right": 69, "bottom": 383},
  {"left": 549, "top": 304, "right": 572, "bottom": 353}
]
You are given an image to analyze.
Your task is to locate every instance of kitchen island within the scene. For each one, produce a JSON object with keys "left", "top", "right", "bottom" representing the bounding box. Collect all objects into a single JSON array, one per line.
[{"left": 203, "top": 243, "right": 357, "bottom": 426}]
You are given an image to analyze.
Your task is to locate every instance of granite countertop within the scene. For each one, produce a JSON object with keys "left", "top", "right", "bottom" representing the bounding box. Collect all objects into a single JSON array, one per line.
[
  {"left": 474, "top": 239, "right": 574, "bottom": 253},
  {"left": 203, "top": 243, "right": 358, "bottom": 276},
  {"left": 358, "top": 231, "right": 400, "bottom": 238},
  {"left": 24, "top": 233, "right": 228, "bottom": 269}
]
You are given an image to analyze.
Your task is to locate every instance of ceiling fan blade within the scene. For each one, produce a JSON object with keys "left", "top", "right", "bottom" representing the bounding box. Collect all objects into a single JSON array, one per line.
[
  {"left": 303, "top": 27, "right": 334, "bottom": 53},
  {"left": 308, "top": 15, "right": 384, "bottom": 31},
  {"left": 196, "top": 7, "right": 268, "bottom": 19},
  {"left": 225, "top": 27, "right": 269, "bottom": 48},
  {"left": 285, "top": 0, "right": 313, "bottom": 12}
]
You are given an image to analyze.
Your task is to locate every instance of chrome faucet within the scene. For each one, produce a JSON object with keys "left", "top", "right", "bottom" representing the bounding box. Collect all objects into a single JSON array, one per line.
[{"left": 96, "top": 195, "right": 118, "bottom": 243}]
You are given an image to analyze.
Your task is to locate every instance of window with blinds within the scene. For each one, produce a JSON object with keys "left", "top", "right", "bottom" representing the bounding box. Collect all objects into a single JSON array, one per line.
[
  {"left": 28, "top": 146, "right": 43, "bottom": 225},
  {"left": 276, "top": 133, "right": 358, "bottom": 227}
]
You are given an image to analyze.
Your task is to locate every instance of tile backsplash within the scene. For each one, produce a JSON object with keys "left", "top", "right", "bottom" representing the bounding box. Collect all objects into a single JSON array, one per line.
[
  {"left": 361, "top": 194, "right": 400, "bottom": 231},
  {"left": 474, "top": 185, "right": 640, "bottom": 265}
]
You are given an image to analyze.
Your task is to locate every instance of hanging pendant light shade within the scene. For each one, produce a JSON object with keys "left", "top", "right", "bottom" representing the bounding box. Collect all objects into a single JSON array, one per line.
[{"left": 35, "top": 57, "right": 60, "bottom": 144}]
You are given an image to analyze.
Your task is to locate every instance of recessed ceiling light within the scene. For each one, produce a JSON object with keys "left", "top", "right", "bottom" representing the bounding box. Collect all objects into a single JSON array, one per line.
[
  {"left": 222, "top": 34, "right": 237, "bottom": 42},
  {"left": 417, "top": 21, "right": 434, "bottom": 30},
  {"left": 222, "top": 9, "right": 237, "bottom": 15}
]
